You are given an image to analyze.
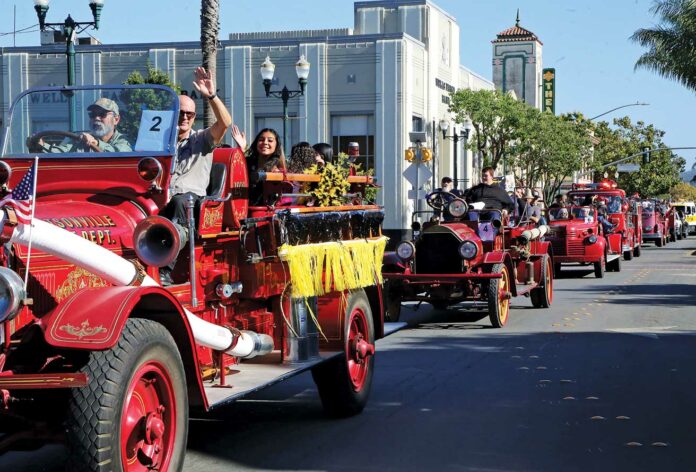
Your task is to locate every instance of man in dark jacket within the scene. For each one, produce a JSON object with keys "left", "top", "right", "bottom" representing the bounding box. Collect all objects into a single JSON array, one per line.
[{"left": 465, "top": 167, "right": 514, "bottom": 212}]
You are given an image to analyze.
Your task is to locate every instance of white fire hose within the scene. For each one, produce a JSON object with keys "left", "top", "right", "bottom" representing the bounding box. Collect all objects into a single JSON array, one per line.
[
  {"left": 4, "top": 217, "right": 272, "bottom": 359},
  {"left": 519, "top": 225, "right": 549, "bottom": 243}
]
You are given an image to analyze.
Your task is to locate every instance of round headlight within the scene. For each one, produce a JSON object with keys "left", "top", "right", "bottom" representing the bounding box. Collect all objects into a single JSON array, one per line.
[
  {"left": 458, "top": 240, "right": 478, "bottom": 260},
  {"left": 0, "top": 161, "right": 12, "bottom": 187},
  {"left": 448, "top": 199, "right": 468, "bottom": 218},
  {"left": 137, "top": 157, "right": 163, "bottom": 182},
  {"left": 587, "top": 235, "right": 598, "bottom": 244},
  {"left": 396, "top": 241, "right": 415, "bottom": 260},
  {"left": 0, "top": 267, "right": 25, "bottom": 323}
]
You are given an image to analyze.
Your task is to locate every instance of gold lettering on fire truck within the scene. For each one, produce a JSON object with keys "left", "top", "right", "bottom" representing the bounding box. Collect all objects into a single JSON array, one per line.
[
  {"left": 56, "top": 267, "right": 109, "bottom": 302},
  {"left": 202, "top": 205, "right": 223, "bottom": 229},
  {"left": 59, "top": 320, "right": 107, "bottom": 339},
  {"left": 46, "top": 215, "right": 117, "bottom": 245}
]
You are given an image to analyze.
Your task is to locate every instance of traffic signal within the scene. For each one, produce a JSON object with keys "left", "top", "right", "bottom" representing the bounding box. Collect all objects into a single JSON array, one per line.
[{"left": 642, "top": 146, "right": 650, "bottom": 165}]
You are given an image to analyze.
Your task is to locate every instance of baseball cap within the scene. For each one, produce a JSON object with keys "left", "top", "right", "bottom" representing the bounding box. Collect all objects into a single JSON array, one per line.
[{"left": 87, "top": 97, "right": 119, "bottom": 115}]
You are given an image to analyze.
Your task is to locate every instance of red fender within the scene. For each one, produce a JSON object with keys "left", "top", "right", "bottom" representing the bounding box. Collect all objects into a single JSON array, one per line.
[
  {"left": 40, "top": 285, "right": 207, "bottom": 408},
  {"left": 41, "top": 286, "right": 191, "bottom": 349}
]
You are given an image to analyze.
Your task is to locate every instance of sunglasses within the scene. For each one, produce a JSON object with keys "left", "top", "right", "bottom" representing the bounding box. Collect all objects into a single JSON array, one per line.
[
  {"left": 88, "top": 110, "right": 113, "bottom": 119},
  {"left": 179, "top": 111, "right": 196, "bottom": 120}
]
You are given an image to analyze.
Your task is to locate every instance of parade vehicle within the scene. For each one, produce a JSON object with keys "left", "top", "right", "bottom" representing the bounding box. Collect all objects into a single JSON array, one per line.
[
  {"left": 567, "top": 180, "right": 641, "bottom": 261},
  {"left": 640, "top": 199, "right": 669, "bottom": 246},
  {"left": 671, "top": 201, "right": 695, "bottom": 236},
  {"left": 0, "top": 85, "right": 388, "bottom": 471},
  {"left": 382, "top": 190, "right": 554, "bottom": 328},
  {"left": 545, "top": 206, "right": 621, "bottom": 277}
]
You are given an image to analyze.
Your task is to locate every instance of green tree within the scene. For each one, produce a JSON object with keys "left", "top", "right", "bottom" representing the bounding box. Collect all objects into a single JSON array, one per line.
[
  {"left": 201, "top": 0, "right": 220, "bottom": 128},
  {"left": 120, "top": 65, "right": 181, "bottom": 144},
  {"left": 670, "top": 181, "right": 696, "bottom": 200},
  {"left": 631, "top": 0, "right": 696, "bottom": 91},
  {"left": 592, "top": 116, "right": 685, "bottom": 196},
  {"left": 448, "top": 89, "right": 528, "bottom": 170}
]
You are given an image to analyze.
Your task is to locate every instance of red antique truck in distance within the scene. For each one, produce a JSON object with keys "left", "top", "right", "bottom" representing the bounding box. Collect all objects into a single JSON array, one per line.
[
  {"left": 546, "top": 206, "right": 621, "bottom": 277},
  {"left": 382, "top": 191, "right": 554, "bottom": 328},
  {"left": 640, "top": 199, "right": 669, "bottom": 246},
  {"left": 568, "top": 180, "right": 642, "bottom": 262},
  {"left": 0, "top": 85, "right": 388, "bottom": 471}
]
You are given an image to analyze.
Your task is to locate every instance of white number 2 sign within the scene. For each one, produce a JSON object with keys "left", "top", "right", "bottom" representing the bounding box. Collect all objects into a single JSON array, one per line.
[{"left": 135, "top": 110, "right": 174, "bottom": 152}]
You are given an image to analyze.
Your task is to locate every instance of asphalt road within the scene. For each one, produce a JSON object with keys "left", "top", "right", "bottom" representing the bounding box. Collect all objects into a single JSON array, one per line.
[{"left": 3, "top": 237, "right": 696, "bottom": 471}]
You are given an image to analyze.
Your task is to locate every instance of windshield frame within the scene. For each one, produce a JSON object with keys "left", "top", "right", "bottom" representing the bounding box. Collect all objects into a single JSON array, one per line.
[{"left": 0, "top": 84, "right": 180, "bottom": 158}]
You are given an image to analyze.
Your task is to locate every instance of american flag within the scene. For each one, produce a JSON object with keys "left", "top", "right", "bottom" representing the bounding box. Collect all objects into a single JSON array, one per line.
[{"left": 0, "top": 161, "right": 36, "bottom": 225}]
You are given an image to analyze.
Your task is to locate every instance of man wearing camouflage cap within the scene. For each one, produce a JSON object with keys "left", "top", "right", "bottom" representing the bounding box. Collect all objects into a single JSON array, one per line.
[
  {"left": 36, "top": 97, "right": 131, "bottom": 153},
  {"left": 80, "top": 97, "right": 131, "bottom": 152}
]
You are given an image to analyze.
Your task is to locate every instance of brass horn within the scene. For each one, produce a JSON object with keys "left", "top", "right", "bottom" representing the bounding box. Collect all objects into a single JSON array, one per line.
[{"left": 133, "top": 216, "right": 188, "bottom": 268}]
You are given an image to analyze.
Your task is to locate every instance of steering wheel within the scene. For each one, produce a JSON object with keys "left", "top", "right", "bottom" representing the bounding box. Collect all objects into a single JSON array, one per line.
[
  {"left": 425, "top": 190, "right": 457, "bottom": 211},
  {"left": 27, "top": 130, "right": 101, "bottom": 153}
]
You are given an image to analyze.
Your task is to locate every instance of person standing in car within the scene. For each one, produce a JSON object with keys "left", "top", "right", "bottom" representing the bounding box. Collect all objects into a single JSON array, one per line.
[{"left": 464, "top": 167, "right": 514, "bottom": 213}]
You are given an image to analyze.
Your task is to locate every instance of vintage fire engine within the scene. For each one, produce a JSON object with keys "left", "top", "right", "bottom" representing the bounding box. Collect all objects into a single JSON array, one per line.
[
  {"left": 545, "top": 206, "right": 620, "bottom": 277},
  {"left": 568, "top": 180, "right": 641, "bottom": 264},
  {"left": 640, "top": 198, "right": 669, "bottom": 246},
  {"left": 382, "top": 191, "right": 553, "bottom": 328},
  {"left": 0, "top": 85, "right": 388, "bottom": 470}
]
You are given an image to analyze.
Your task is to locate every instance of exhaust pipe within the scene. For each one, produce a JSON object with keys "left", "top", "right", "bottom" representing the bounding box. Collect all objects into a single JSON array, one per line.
[{"left": 0, "top": 214, "right": 272, "bottom": 359}]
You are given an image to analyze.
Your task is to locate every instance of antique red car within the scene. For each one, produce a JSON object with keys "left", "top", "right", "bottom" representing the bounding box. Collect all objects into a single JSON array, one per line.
[
  {"left": 640, "top": 199, "right": 669, "bottom": 246},
  {"left": 0, "top": 85, "right": 388, "bottom": 470},
  {"left": 546, "top": 206, "right": 621, "bottom": 277},
  {"left": 382, "top": 191, "right": 554, "bottom": 328},
  {"left": 568, "top": 180, "right": 641, "bottom": 261}
]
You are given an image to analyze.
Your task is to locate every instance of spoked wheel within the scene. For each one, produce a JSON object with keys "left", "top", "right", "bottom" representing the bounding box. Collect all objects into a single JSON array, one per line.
[
  {"left": 594, "top": 256, "right": 605, "bottom": 279},
  {"left": 312, "top": 289, "right": 375, "bottom": 417},
  {"left": 488, "top": 263, "right": 511, "bottom": 328},
  {"left": 66, "top": 319, "right": 188, "bottom": 472},
  {"left": 530, "top": 254, "right": 553, "bottom": 308}
]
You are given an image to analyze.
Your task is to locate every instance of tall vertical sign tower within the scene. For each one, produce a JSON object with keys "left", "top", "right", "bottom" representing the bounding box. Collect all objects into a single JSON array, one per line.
[{"left": 491, "top": 11, "right": 543, "bottom": 109}]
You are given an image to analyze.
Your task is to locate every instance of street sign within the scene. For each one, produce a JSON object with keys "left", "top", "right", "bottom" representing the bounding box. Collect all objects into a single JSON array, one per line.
[
  {"left": 403, "top": 162, "right": 433, "bottom": 189},
  {"left": 617, "top": 164, "right": 640, "bottom": 173}
]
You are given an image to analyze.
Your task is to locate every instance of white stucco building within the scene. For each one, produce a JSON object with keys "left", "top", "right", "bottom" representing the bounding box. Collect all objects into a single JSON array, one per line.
[{"left": 0, "top": 0, "right": 493, "bottom": 238}]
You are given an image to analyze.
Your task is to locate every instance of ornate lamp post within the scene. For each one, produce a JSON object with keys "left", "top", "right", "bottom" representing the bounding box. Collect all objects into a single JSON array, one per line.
[
  {"left": 34, "top": 0, "right": 105, "bottom": 87},
  {"left": 259, "top": 55, "right": 310, "bottom": 153},
  {"left": 34, "top": 0, "right": 105, "bottom": 131},
  {"left": 439, "top": 118, "right": 471, "bottom": 189}
]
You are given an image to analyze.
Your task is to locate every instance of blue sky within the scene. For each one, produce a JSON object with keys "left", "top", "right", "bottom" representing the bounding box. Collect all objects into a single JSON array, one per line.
[{"left": 2, "top": 0, "right": 695, "bottom": 169}]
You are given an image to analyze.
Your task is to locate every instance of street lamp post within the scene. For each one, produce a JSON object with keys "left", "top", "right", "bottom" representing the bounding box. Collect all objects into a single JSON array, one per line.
[
  {"left": 588, "top": 102, "right": 649, "bottom": 121},
  {"left": 34, "top": 0, "right": 105, "bottom": 131},
  {"left": 259, "top": 55, "right": 310, "bottom": 154},
  {"left": 439, "top": 119, "right": 471, "bottom": 189}
]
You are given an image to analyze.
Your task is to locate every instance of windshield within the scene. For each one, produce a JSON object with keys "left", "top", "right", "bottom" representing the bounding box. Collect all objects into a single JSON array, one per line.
[{"left": 1, "top": 85, "right": 178, "bottom": 157}]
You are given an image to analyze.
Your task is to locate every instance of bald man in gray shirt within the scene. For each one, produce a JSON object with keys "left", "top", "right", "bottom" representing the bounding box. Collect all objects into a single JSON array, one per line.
[{"left": 162, "top": 66, "right": 232, "bottom": 227}]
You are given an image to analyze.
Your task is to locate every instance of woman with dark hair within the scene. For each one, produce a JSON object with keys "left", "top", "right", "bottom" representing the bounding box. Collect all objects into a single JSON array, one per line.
[
  {"left": 247, "top": 128, "right": 286, "bottom": 173},
  {"left": 288, "top": 143, "right": 320, "bottom": 173},
  {"left": 312, "top": 142, "right": 333, "bottom": 166}
]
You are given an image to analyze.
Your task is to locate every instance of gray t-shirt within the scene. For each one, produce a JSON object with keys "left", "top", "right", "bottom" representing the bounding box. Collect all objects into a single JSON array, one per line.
[{"left": 170, "top": 128, "right": 215, "bottom": 197}]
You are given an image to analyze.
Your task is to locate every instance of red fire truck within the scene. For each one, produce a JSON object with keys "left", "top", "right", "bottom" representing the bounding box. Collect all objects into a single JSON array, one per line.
[
  {"left": 568, "top": 180, "right": 641, "bottom": 263},
  {"left": 640, "top": 198, "right": 669, "bottom": 246},
  {"left": 546, "top": 206, "right": 620, "bottom": 277},
  {"left": 382, "top": 192, "right": 553, "bottom": 328},
  {"left": 0, "top": 85, "right": 388, "bottom": 470}
]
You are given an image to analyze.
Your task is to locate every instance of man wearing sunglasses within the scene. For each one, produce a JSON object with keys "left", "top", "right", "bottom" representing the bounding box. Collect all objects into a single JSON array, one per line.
[
  {"left": 159, "top": 66, "right": 232, "bottom": 285},
  {"left": 81, "top": 98, "right": 132, "bottom": 152},
  {"left": 32, "top": 97, "right": 131, "bottom": 153}
]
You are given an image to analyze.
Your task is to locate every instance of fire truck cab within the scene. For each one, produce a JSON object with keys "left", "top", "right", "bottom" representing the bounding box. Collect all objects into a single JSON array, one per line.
[
  {"left": 567, "top": 180, "right": 641, "bottom": 264},
  {"left": 0, "top": 85, "right": 387, "bottom": 470}
]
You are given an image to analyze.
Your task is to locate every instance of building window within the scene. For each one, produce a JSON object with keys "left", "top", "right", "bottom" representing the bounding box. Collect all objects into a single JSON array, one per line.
[
  {"left": 254, "top": 116, "right": 298, "bottom": 152},
  {"left": 412, "top": 115, "right": 424, "bottom": 132},
  {"left": 331, "top": 114, "right": 375, "bottom": 170}
]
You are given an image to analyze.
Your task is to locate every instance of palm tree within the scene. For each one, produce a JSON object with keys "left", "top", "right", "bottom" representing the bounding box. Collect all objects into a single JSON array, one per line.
[
  {"left": 631, "top": 0, "right": 696, "bottom": 92},
  {"left": 201, "top": 0, "right": 220, "bottom": 127}
]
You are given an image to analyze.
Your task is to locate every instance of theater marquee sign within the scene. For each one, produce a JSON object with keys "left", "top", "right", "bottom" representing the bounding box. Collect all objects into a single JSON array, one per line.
[{"left": 542, "top": 68, "right": 555, "bottom": 114}]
